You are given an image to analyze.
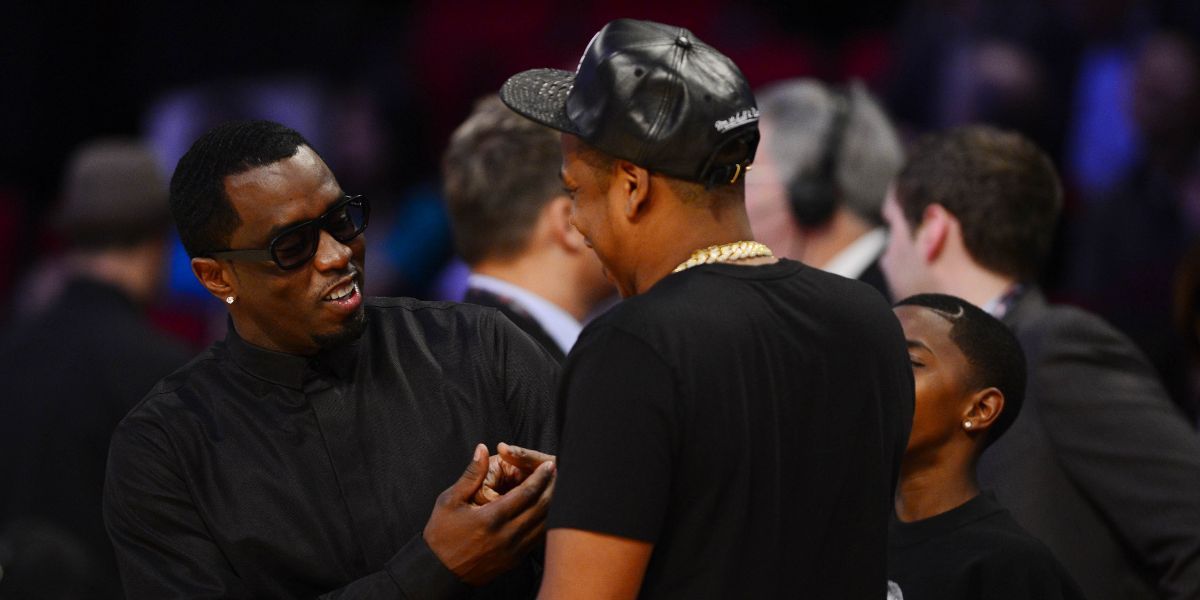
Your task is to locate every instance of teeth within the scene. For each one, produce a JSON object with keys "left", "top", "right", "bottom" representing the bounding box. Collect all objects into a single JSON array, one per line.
[{"left": 324, "top": 281, "right": 357, "bottom": 301}]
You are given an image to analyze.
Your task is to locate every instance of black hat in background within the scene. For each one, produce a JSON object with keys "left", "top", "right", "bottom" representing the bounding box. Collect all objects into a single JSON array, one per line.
[
  {"left": 501, "top": 18, "right": 759, "bottom": 187},
  {"left": 55, "top": 138, "right": 171, "bottom": 249}
]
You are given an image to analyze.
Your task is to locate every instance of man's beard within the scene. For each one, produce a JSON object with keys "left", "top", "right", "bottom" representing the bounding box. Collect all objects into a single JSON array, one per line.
[{"left": 312, "top": 305, "right": 368, "bottom": 349}]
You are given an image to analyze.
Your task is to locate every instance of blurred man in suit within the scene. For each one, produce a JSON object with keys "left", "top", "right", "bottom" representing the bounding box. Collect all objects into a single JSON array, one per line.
[
  {"left": 880, "top": 125, "right": 1200, "bottom": 600},
  {"left": 746, "top": 79, "right": 903, "bottom": 300},
  {"left": 443, "top": 96, "right": 614, "bottom": 361},
  {"left": 0, "top": 139, "right": 191, "bottom": 599}
]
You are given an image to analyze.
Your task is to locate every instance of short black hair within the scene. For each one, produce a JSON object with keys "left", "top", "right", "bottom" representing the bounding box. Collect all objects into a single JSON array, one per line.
[
  {"left": 169, "top": 120, "right": 310, "bottom": 257},
  {"left": 893, "top": 126, "right": 1061, "bottom": 282},
  {"left": 895, "top": 293, "right": 1027, "bottom": 448}
]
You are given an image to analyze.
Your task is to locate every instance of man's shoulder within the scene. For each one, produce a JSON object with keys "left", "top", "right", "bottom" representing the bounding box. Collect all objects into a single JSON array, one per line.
[
  {"left": 366, "top": 295, "right": 497, "bottom": 324},
  {"left": 1014, "top": 298, "right": 1150, "bottom": 366},
  {"left": 966, "top": 514, "right": 1077, "bottom": 581},
  {"left": 115, "top": 344, "right": 228, "bottom": 439},
  {"left": 581, "top": 261, "right": 896, "bottom": 352}
]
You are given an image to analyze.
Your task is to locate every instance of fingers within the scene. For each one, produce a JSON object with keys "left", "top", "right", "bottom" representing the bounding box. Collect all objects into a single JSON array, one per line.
[
  {"left": 477, "top": 454, "right": 504, "bottom": 505},
  {"left": 449, "top": 443, "right": 489, "bottom": 503},
  {"left": 474, "top": 485, "right": 501, "bottom": 505},
  {"left": 498, "top": 442, "right": 557, "bottom": 471},
  {"left": 504, "top": 474, "right": 555, "bottom": 557},
  {"left": 486, "top": 460, "right": 555, "bottom": 522}
]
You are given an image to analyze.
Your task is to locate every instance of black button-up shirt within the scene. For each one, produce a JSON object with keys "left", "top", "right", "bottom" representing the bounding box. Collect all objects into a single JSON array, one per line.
[{"left": 104, "top": 297, "right": 559, "bottom": 599}]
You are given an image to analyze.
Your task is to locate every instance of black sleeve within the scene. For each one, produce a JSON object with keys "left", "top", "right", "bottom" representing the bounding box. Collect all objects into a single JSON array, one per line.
[
  {"left": 320, "top": 535, "right": 468, "bottom": 599},
  {"left": 104, "top": 413, "right": 255, "bottom": 599},
  {"left": 105, "top": 412, "right": 469, "bottom": 600},
  {"left": 1034, "top": 314, "right": 1200, "bottom": 599},
  {"left": 491, "top": 311, "right": 561, "bottom": 455},
  {"left": 546, "top": 326, "right": 676, "bottom": 542}
]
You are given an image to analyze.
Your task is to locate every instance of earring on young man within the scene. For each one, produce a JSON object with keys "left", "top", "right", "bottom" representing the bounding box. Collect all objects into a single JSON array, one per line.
[{"left": 226, "top": 296, "right": 235, "bottom": 305}]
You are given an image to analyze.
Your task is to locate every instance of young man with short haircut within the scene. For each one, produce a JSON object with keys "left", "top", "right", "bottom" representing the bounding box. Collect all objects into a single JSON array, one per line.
[
  {"left": 887, "top": 293, "right": 1083, "bottom": 599},
  {"left": 881, "top": 126, "right": 1200, "bottom": 600}
]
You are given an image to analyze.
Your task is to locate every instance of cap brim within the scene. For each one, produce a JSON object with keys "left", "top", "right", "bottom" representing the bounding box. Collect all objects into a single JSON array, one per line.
[{"left": 500, "top": 68, "right": 579, "bottom": 135}]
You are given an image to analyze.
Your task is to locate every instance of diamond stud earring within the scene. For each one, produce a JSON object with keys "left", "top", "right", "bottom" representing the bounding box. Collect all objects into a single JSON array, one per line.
[{"left": 226, "top": 296, "right": 235, "bottom": 305}]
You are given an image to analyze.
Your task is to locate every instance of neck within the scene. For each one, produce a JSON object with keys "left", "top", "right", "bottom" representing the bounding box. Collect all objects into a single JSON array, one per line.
[
  {"left": 473, "top": 251, "right": 590, "bottom": 321},
  {"left": 631, "top": 202, "right": 763, "bottom": 296},
  {"left": 65, "top": 243, "right": 164, "bottom": 305},
  {"left": 933, "top": 264, "right": 1016, "bottom": 309},
  {"left": 894, "top": 450, "right": 980, "bottom": 522},
  {"left": 799, "top": 209, "right": 873, "bottom": 269}
]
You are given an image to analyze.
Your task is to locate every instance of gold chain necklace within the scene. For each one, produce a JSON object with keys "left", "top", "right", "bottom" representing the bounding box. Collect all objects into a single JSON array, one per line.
[{"left": 672, "top": 240, "right": 774, "bottom": 273}]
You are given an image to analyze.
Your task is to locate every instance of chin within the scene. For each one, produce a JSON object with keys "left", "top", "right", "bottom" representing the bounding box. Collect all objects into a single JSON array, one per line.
[{"left": 313, "top": 305, "right": 368, "bottom": 349}]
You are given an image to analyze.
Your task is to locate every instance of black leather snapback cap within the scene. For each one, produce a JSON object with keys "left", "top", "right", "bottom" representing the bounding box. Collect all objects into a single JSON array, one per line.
[{"left": 500, "top": 18, "right": 759, "bottom": 186}]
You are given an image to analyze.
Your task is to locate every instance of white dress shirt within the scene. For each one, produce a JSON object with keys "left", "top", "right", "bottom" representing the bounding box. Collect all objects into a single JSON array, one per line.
[
  {"left": 821, "top": 227, "right": 887, "bottom": 280},
  {"left": 466, "top": 273, "right": 583, "bottom": 355}
]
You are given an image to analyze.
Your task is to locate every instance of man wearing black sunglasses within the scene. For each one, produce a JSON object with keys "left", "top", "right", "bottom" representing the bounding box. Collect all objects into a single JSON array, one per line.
[{"left": 103, "top": 120, "right": 560, "bottom": 599}]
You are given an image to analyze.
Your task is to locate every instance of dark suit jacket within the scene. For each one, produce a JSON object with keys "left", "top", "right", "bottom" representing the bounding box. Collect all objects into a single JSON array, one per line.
[
  {"left": 0, "top": 277, "right": 192, "bottom": 598},
  {"left": 463, "top": 287, "right": 566, "bottom": 363},
  {"left": 978, "top": 288, "right": 1200, "bottom": 600},
  {"left": 858, "top": 256, "right": 892, "bottom": 303}
]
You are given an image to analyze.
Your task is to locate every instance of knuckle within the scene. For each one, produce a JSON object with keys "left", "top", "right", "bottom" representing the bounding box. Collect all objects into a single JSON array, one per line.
[{"left": 485, "top": 511, "right": 505, "bottom": 532}]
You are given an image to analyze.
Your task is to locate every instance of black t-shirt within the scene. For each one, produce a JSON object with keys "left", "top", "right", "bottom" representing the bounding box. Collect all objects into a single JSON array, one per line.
[
  {"left": 888, "top": 493, "right": 1086, "bottom": 600},
  {"left": 548, "top": 259, "right": 914, "bottom": 599}
]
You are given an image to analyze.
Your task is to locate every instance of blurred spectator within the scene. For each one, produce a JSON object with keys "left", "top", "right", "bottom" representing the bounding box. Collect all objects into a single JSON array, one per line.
[
  {"left": 880, "top": 125, "right": 1200, "bottom": 600},
  {"left": 747, "top": 79, "right": 903, "bottom": 300},
  {"left": 1062, "top": 31, "right": 1200, "bottom": 420},
  {"left": 442, "top": 96, "right": 613, "bottom": 360},
  {"left": 0, "top": 139, "right": 191, "bottom": 599}
]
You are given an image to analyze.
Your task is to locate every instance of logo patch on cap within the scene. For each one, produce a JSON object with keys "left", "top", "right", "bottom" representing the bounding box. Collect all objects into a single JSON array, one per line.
[{"left": 714, "top": 108, "right": 760, "bottom": 133}]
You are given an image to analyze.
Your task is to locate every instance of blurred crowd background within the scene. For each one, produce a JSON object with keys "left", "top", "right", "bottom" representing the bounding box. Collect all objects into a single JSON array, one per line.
[{"left": 5, "top": 0, "right": 1200, "bottom": 422}]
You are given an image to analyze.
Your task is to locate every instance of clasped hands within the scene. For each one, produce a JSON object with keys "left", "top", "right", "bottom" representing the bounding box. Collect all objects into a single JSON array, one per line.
[{"left": 423, "top": 442, "right": 558, "bottom": 586}]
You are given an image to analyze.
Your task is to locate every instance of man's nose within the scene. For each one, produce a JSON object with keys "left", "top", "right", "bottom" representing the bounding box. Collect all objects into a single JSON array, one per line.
[{"left": 312, "top": 229, "right": 353, "bottom": 271}]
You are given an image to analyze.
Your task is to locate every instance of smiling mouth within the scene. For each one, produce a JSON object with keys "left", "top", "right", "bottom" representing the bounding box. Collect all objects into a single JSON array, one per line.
[{"left": 323, "top": 280, "right": 359, "bottom": 302}]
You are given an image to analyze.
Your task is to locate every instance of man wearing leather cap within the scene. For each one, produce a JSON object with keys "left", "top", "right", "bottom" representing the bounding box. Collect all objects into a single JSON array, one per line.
[{"left": 500, "top": 18, "right": 913, "bottom": 599}]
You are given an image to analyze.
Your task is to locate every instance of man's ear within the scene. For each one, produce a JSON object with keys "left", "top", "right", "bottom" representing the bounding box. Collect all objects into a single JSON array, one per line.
[
  {"left": 544, "top": 196, "right": 587, "bottom": 253},
  {"left": 191, "top": 257, "right": 236, "bottom": 302},
  {"left": 614, "top": 160, "right": 652, "bottom": 221},
  {"left": 963, "top": 387, "right": 1005, "bottom": 434},
  {"left": 917, "top": 203, "right": 953, "bottom": 263}
]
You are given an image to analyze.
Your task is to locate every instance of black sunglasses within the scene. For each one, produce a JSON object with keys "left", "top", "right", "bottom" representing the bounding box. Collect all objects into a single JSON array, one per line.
[{"left": 209, "top": 194, "right": 370, "bottom": 270}]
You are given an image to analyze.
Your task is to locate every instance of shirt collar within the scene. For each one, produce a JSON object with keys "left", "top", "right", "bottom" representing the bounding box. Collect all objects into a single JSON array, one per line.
[
  {"left": 466, "top": 273, "right": 582, "bottom": 354},
  {"left": 981, "top": 284, "right": 1026, "bottom": 320},
  {"left": 821, "top": 228, "right": 887, "bottom": 280},
  {"left": 224, "top": 318, "right": 362, "bottom": 390}
]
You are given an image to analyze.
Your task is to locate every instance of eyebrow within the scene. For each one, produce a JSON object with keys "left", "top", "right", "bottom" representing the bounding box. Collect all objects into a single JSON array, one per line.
[
  {"left": 906, "top": 339, "right": 932, "bottom": 353},
  {"left": 263, "top": 192, "right": 347, "bottom": 241}
]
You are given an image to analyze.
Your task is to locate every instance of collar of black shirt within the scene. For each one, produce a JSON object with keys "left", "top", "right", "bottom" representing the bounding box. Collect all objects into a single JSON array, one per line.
[{"left": 224, "top": 317, "right": 362, "bottom": 390}]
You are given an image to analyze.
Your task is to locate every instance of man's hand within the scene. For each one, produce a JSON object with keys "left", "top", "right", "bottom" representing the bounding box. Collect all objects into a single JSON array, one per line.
[
  {"left": 476, "top": 443, "right": 558, "bottom": 505},
  {"left": 424, "top": 443, "right": 556, "bottom": 586}
]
